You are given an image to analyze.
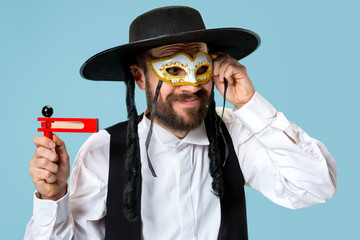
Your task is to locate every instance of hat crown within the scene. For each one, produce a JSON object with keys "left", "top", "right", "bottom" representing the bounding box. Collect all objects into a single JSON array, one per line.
[{"left": 129, "top": 6, "right": 206, "bottom": 43}]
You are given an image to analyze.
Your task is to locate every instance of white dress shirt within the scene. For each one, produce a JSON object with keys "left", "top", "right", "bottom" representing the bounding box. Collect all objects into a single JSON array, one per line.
[{"left": 24, "top": 92, "right": 337, "bottom": 240}]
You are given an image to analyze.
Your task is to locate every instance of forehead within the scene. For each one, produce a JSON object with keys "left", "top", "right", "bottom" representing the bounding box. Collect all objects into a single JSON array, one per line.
[{"left": 149, "top": 42, "right": 208, "bottom": 58}]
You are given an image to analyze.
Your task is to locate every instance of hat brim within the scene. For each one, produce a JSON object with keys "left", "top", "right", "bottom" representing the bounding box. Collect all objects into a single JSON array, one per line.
[{"left": 80, "top": 28, "right": 260, "bottom": 81}]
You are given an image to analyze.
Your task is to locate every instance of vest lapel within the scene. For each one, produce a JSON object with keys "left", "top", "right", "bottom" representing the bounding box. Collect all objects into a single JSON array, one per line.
[
  {"left": 105, "top": 121, "right": 142, "bottom": 240},
  {"left": 217, "top": 120, "right": 248, "bottom": 240}
]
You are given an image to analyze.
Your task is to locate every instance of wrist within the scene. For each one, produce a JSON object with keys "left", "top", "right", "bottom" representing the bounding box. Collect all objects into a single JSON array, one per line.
[
  {"left": 235, "top": 90, "right": 255, "bottom": 109},
  {"left": 39, "top": 185, "right": 68, "bottom": 201}
]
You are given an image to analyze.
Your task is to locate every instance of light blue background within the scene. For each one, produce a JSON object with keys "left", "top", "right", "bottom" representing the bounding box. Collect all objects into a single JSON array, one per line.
[{"left": 1, "top": 0, "right": 358, "bottom": 239}]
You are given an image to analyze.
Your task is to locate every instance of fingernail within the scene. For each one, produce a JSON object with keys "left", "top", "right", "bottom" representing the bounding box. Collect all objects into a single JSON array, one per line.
[{"left": 49, "top": 142, "right": 55, "bottom": 148}]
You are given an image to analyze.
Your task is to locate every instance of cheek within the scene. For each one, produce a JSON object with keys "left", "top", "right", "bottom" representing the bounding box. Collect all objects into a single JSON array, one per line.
[
  {"left": 158, "top": 82, "right": 176, "bottom": 101},
  {"left": 202, "top": 80, "right": 213, "bottom": 95},
  {"left": 147, "top": 67, "right": 159, "bottom": 83},
  {"left": 146, "top": 67, "right": 165, "bottom": 93}
]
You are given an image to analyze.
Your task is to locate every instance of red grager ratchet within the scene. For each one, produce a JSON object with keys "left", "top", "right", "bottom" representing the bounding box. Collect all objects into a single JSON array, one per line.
[{"left": 37, "top": 105, "right": 98, "bottom": 139}]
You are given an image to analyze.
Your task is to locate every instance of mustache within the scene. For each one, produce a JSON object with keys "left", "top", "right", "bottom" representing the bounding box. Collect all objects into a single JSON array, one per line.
[{"left": 166, "top": 88, "right": 209, "bottom": 102}]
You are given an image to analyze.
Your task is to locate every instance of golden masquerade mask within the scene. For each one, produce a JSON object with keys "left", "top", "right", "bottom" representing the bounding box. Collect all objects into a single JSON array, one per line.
[{"left": 147, "top": 51, "right": 213, "bottom": 86}]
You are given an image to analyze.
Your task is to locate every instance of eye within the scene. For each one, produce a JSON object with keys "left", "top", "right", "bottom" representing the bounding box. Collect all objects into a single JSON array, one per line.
[
  {"left": 196, "top": 65, "right": 209, "bottom": 75},
  {"left": 166, "top": 67, "right": 186, "bottom": 76}
]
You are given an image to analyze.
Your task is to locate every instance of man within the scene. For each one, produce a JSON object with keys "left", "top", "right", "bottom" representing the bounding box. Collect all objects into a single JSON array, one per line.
[{"left": 25, "top": 6, "right": 337, "bottom": 240}]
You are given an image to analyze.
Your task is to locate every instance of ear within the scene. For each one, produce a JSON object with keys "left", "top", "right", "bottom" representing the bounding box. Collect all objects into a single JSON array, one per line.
[{"left": 130, "top": 64, "right": 146, "bottom": 90}]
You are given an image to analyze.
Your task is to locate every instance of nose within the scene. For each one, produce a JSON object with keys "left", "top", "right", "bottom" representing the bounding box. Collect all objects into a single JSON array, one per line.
[{"left": 178, "top": 84, "right": 202, "bottom": 93}]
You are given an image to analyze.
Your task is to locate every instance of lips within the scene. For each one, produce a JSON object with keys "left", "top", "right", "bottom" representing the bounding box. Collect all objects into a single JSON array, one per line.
[
  {"left": 183, "top": 97, "right": 198, "bottom": 102},
  {"left": 166, "top": 89, "right": 208, "bottom": 108},
  {"left": 178, "top": 97, "right": 200, "bottom": 106}
]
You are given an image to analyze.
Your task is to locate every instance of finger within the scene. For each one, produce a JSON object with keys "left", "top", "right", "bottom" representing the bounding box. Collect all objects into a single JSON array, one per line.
[
  {"left": 33, "top": 135, "right": 56, "bottom": 149},
  {"left": 211, "top": 53, "right": 229, "bottom": 76},
  {"left": 209, "top": 52, "right": 221, "bottom": 60},
  {"left": 30, "top": 167, "right": 57, "bottom": 183},
  {"left": 223, "top": 64, "right": 237, "bottom": 85},
  {"left": 214, "top": 56, "right": 228, "bottom": 76},
  {"left": 209, "top": 52, "right": 227, "bottom": 60},
  {"left": 212, "top": 76, "right": 226, "bottom": 97},
  {"left": 52, "top": 134, "right": 69, "bottom": 162},
  {"left": 31, "top": 157, "right": 59, "bottom": 174},
  {"left": 34, "top": 146, "right": 59, "bottom": 163},
  {"left": 218, "top": 58, "right": 235, "bottom": 84}
]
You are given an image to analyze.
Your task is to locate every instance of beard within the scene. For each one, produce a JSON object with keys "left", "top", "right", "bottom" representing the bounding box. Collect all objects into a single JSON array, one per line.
[{"left": 145, "top": 79, "right": 210, "bottom": 132}]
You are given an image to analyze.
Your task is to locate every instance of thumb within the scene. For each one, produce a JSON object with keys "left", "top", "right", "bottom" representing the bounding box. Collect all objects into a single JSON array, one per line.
[{"left": 52, "top": 134, "right": 69, "bottom": 162}]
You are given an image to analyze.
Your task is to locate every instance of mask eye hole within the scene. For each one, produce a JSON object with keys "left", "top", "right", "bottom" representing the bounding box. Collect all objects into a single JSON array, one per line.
[
  {"left": 196, "top": 65, "right": 209, "bottom": 75},
  {"left": 166, "top": 67, "right": 186, "bottom": 76}
]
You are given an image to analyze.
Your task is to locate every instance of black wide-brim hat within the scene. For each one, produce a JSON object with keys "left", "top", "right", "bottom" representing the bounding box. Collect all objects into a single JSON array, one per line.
[{"left": 80, "top": 6, "right": 261, "bottom": 81}]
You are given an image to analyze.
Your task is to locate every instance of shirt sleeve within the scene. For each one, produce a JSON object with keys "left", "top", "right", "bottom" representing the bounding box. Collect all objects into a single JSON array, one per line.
[
  {"left": 24, "top": 190, "right": 74, "bottom": 240},
  {"left": 223, "top": 91, "right": 337, "bottom": 209},
  {"left": 24, "top": 130, "right": 110, "bottom": 240}
]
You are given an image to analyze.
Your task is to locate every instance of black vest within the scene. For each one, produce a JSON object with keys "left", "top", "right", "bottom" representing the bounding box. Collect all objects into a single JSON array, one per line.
[{"left": 105, "top": 119, "right": 248, "bottom": 239}]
